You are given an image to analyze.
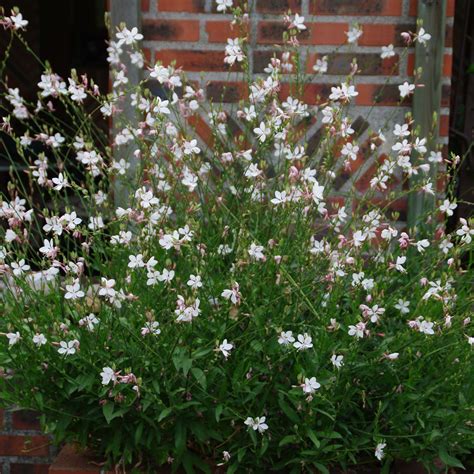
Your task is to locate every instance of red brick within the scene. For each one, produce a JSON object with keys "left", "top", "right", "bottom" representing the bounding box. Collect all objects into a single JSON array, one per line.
[
  {"left": 407, "top": 53, "right": 453, "bottom": 77},
  {"left": 0, "top": 435, "right": 50, "bottom": 457},
  {"left": 311, "top": 0, "right": 402, "bottom": 15},
  {"left": 307, "top": 52, "right": 399, "bottom": 76},
  {"left": 206, "top": 81, "right": 247, "bottom": 102},
  {"left": 141, "top": 0, "right": 150, "bottom": 11},
  {"left": 48, "top": 445, "right": 104, "bottom": 474},
  {"left": 358, "top": 23, "right": 415, "bottom": 47},
  {"left": 187, "top": 114, "right": 214, "bottom": 147},
  {"left": 0, "top": 409, "right": 4, "bottom": 430},
  {"left": 256, "top": 0, "right": 302, "bottom": 13},
  {"left": 157, "top": 0, "right": 205, "bottom": 12},
  {"left": 12, "top": 410, "right": 41, "bottom": 431},
  {"left": 439, "top": 114, "right": 449, "bottom": 137},
  {"left": 356, "top": 84, "right": 411, "bottom": 106},
  {"left": 143, "top": 20, "right": 200, "bottom": 42},
  {"left": 155, "top": 50, "right": 232, "bottom": 72},
  {"left": 206, "top": 21, "right": 249, "bottom": 43},
  {"left": 257, "top": 21, "right": 347, "bottom": 45},
  {"left": 11, "top": 464, "right": 50, "bottom": 474}
]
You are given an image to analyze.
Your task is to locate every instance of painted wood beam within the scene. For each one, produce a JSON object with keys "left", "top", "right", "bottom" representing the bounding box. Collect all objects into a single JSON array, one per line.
[
  {"left": 407, "top": 0, "right": 447, "bottom": 232},
  {"left": 110, "top": 0, "right": 141, "bottom": 208}
]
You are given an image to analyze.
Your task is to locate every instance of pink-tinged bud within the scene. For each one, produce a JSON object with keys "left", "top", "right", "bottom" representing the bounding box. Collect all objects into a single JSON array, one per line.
[
  {"left": 133, "top": 149, "right": 141, "bottom": 158},
  {"left": 217, "top": 111, "right": 227, "bottom": 123},
  {"left": 447, "top": 258, "right": 454, "bottom": 266},
  {"left": 401, "top": 32, "right": 412, "bottom": 44},
  {"left": 419, "top": 277, "right": 428, "bottom": 286},
  {"left": 275, "top": 273, "right": 281, "bottom": 285},
  {"left": 346, "top": 257, "right": 355, "bottom": 265},
  {"left": 236, "top": 110, "right": 245, "bottom": 118},
  {"left": 366, "top": 294, "right": 372, "bottom": 303},
  {"left": 463, "top": 317, "right": 471, "bottom": 326},
  {"left": 274, "top": 255, "right": 282, "bottom": 264},
  {"left": 289, "top": 166, "right": 299, "bottom": 179},
  {"left": 99, "top": 399, "right": 107, "bottom": 406},
  {"left": 268, "top": 239, "right": 276, "bottom": 248}
]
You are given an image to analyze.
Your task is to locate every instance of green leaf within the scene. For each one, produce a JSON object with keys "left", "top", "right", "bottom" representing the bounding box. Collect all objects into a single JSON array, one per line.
[
  {"left": 134, "top": 421, "right": 144, "bottom": 444},
  {"left": 278, "top": 396, "right": 299, "bottom": 424},
  {"left": 439, "top": 449, "right": 465, "bottom": 469},
  {"left": 191, "top": 367, "right": 207, "bottom": 389},
  {"left": 260, "top": 436, "right": 269, "bottom": 456},
  {"left": 175, "top": 420, "right": 187, "bottom": 454},
  {"left": 279, "top": 434, "right": 299, "bottom": 447},
  {"left": 306, "top": 429, "right": 320, "bottom": 448},
  {"left": 311, "top": 462, "right": 330, "bottom": 474},
  {"left": 158, "top": 407, "right": 173, "bottom": 422},
  {"left": 102, "top": 402, "right": 114, "bottom": 424},
  {"left": 215, "top": 404, "right": 223, "bottom": 422}
]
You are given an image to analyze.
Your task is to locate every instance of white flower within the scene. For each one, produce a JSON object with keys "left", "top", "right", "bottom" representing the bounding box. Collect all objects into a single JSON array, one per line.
[
  {"left": 439, "top": 199, "right": 457, "bottom": 216},
  {"left": 219, "top": 339, "right": 234, "bottom": 359},
  {"left": 216, "top": 0, "right": 233, "bottom": 12},
  {"left": 419, "top": 320, "right": 435, "bottom": 335},
  {"left": 10, "top": 13, "right": 28, "bottom": 30},
  {"left": 271, "top": 190, "right": 288, "bottom": 206},
  {"left": 141, "top": 321, "right": 161, "bottom": 336},
  {"left": 346, "top": 25, "right": 363, "bottom": 43},
  {"left": 11, "top": 259, "right": 30, "bottom": 276},
  {"left": 79, "top": 314, "right": 100, "bottom": 331},
  {"left": 248, "top": 243, "right": 265, "bottom": 261},
  {"left": 224, "top": 38, "right": 244, "bottom": 66},
  {"left": 341, "top": 142, "right": 359, "bottom": 161},
  {"left": 32, "top": 333, "right": 47, "bottom": 347},
  {"left": 428, "top": 151, "right": 443, "bottom": 163},
  {"left": 394, "top": 255, "right": 407, "bottom": 273},
  {"left": 290, "top": 14, "right": 306, "bottom": 31},
  {"left": 398, "top": 82, "right": 415, "bottom": 99},
  {"left": 278, "top": 331, "right": 295, "bottom": 345},
  {"left": 313, "top": 56, "right": 328, "bottom": 74},
  {"left": 386, "top": 352, "right": 399, "bottom": 360},
  {"left": 187, "top": 274, "right": 202, "bottom": 290},
  {"left": 416, "top": 28, "right": 431, "bottom": 45},
  {"left": 128, "top": 254, "right": 145, "bottom": 269},
  {"left": 183, "top": 139, "right": 200, "bottom": 155},
  {"left": 393, "top": 123, "right": 410, "bottom": 138},
  {"left": 100, "top": 367, "right": 116, "bottom": 385},
  {"left": 6, "top": 332, "right": 21, "bottom": 346},
  {"left": 116, "top": 26, "right": 143, "bottom": 45},
  {"left": 348, "top": 322, "right": 366, "bottom": 339},
  {"left": 58, "top": 340, "right": 78, "bottom": 356},
  {"left": 52, "top": 173, "right": 68, "bottom": 191},
  {"left": 302, "top": 377, "right": 320, "bottom": 394},
  {"left": 293, "top": 333, "right": 313, "bottom": 351},
  {"left": 395, "top": 299, "right": 410, "bottom": 314},
  {"left": 221, "top": 283, "right": 241, "bottom": 305},
  {"left": 353, "top": 230, "right": 366, "bottom": 247},
  {"left": 244, "top": 416, "right": 268, "bottom": 434},
  {"left": 254, "top": 122, "right": 270, "bottom": 143},
  {"left": 380, "top": 44, "right": 395, "bottom": 59},
  {"left": 64, "top": 280, "right": 85, "bottom": 300},
  {"left": 415, "top": 239, "right": 430, "bottom": 253},
  {"left": 375, "top": 442, "right": 386, "bottom": 461},
  {"left": 457, "top": 218, "right": 474, "bottom": 244},
  {"left": 331, "top": 354, "right": 344, "bottom": 369},
  {"left": 217, "top": 244, "right": 233, "bottom": 255}
]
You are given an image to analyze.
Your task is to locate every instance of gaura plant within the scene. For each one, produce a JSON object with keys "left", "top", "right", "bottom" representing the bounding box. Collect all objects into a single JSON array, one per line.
[{"left": 0, "top": 3, "right": 473, "bottom": 473}]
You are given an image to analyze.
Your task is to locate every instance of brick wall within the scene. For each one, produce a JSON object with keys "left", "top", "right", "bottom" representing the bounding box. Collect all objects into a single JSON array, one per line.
[
  {"left": 0, "top": 409, "right": 56, "bottom": 474},
  {"left": 141, "top": 0, "right": 454, "bottom": 211}
]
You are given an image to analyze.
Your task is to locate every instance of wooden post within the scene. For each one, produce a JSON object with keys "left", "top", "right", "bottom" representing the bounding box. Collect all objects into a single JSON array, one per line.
[
  {"left": 407, "top": 0, "right": 447, "bottom": 231},
  {"left": 110, "top": 0, "right": 141, "bottom": 208}
]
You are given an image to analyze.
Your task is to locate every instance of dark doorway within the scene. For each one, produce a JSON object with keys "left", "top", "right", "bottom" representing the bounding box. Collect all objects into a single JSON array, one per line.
[
  {"left": 0, "top": 0, "right": 108, "bottom": 192},
  {"left": 450, "top": 0, "right": 474, "bottom": 221}
]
